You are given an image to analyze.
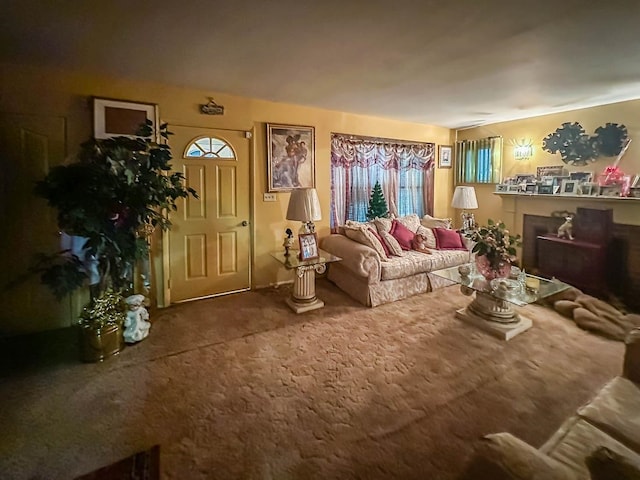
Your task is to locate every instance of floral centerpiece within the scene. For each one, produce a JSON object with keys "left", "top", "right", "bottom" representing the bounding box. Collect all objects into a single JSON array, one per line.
[{"left": 465, "top": 219, "right": 522, "bottom": 280}]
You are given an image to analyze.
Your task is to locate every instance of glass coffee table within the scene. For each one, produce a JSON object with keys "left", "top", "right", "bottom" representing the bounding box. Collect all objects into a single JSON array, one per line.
[
  {"left": 271, "top": 248, "right": 342, "bottom": 313},
  {"left": 430, "top": 264, "right": 570, "bottom": 340}
]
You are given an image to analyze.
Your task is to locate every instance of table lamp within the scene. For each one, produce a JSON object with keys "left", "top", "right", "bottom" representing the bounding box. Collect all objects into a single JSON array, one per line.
[
  {"left": 451, "top": 186, "right": 478, "bottom": 232},
  {"left": 286, "top": 188, "right": 322, "bottom": 234}
]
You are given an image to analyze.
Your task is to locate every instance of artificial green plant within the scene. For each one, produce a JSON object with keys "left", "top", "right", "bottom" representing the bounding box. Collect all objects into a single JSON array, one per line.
[
  {"left": 34, "top": 120, "right": 197, "bottom": 311},
  {"left": 366, "top": 181, "right": 389, "bottom": 220}
]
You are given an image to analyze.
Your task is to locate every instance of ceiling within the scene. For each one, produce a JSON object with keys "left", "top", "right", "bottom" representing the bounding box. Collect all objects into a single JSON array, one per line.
[{"left": 3, "top": 0, "right": 640, "bottom": 129}]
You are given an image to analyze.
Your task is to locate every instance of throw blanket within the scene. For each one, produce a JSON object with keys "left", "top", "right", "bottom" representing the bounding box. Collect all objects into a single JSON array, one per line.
[{"left": 544, "top": 288, "right": 640, "bottom": 341}]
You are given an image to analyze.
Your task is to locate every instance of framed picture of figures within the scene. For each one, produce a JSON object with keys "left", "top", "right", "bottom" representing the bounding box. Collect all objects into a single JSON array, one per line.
[{"left": 267, "top": 123, "right": 316, "bottom": 192}]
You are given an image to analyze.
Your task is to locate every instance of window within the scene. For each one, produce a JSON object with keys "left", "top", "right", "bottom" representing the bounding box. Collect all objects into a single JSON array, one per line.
[
  {"left": 184, "top": 136, "right": 235, "bottom": 158},
  {"left": 455, "top": 136, "right": 503, "bottom": 184},
  {"left": 330, "top": 134, "right": 435, "bottom": 230}
]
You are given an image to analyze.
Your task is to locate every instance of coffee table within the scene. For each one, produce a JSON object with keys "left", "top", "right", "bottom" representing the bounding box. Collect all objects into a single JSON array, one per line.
[
  {"left": 271, "top": 248, "right": 342, "bottom": 313},
  {"left": 430, "top": 264, "right": 570, "bottom": 340}
]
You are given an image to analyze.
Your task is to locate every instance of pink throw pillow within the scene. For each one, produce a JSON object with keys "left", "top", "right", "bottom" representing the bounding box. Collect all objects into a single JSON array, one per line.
[
  {"left": 433, "top": 228, "right": 467, "bottom": 250},
  {"left": 390, "top": 219, "right": 415, "bottom": 251},
  {"left": 368, "top": 228, "right": 390, "bottom": 257}
]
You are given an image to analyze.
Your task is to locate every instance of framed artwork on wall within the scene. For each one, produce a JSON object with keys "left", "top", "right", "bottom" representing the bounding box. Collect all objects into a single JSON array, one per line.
[
  {"left": 267, "top": 123, "right": 315, "bottom": 192},
  {"left": 93, "top": 97, "right": 158, "bottom": 140},
  {"left": 298, "top": 233, "right": 319, "bottom": 261},
  {"left": 438, "top": 145, "right": 452, "bottom": 168}
]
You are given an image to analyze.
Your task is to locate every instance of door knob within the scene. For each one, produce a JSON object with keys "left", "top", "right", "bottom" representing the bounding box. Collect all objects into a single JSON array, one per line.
[{"left": 241, "top": 220, "right": 249, "bottom": 226}]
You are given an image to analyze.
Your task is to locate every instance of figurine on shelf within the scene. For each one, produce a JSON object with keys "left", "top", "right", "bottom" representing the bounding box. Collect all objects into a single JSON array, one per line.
[
  {"left": 283, "top": 228, "right": 295, "bottom": 256},
  {"left": 557, "top": 214, "right": 575, "bottom": 240}
]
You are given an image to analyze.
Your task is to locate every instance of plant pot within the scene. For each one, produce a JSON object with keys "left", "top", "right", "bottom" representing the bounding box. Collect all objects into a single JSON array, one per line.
[
  {"left": 79, "top": 323, "right": 124, "bottom": 363},
  {"left": 475, "top": 255, "right": 511, "bottom": 281}
]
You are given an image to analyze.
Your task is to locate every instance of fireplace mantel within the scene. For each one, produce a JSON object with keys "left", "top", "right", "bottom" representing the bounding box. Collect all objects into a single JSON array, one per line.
[
  {"left": 495, "top": 192, "right": 640, "bottom": 230},
  {"left": 494, "top": 192, "right": 640, "bottom": 204}
]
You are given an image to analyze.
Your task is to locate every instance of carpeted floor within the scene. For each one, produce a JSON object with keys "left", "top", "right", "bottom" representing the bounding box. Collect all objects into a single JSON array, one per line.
[{"left": 0, "top": 279, "right": 625, "bottom": 479}]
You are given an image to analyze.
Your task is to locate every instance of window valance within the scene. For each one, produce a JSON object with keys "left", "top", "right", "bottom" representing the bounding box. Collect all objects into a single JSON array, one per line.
[{"left": 330, "top": 134, "right": 435, "bottom": 171}]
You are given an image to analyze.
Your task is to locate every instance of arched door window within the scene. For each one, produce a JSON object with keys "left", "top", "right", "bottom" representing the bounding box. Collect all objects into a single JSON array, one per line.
[{"left": 184, "top": 136, "right": 235, "bottom": 159}]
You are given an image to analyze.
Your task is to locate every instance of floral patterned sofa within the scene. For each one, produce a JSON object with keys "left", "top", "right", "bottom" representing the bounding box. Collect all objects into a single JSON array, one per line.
[{"left": 320, "top": 214, "right": 470, "bottom": 307}]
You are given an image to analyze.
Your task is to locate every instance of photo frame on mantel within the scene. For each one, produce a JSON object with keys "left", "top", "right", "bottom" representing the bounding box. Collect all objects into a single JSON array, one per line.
[
  {"left": 93, "top": 97, "right": 159, "bottom": 140},
  {"left": 267, "top": 123, "right": 316, "bottom": 192}
]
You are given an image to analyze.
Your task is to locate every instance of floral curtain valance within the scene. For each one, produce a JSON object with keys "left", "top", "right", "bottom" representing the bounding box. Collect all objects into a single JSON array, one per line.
[{"left": 330, "top": 134, "right": 435, "bottom": 170}]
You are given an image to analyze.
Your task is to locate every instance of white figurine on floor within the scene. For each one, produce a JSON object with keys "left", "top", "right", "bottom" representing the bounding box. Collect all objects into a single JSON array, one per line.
[
  {"left": 557, "top": 214, "right": 575, "bottom": 240},
  {"left": 124, "top": 294, "right": 151, "bottom": 344}
]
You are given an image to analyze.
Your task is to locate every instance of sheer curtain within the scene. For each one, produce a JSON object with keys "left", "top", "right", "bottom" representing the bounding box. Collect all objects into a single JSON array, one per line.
[
  {"left": 330, "top": 134, "right": 435, "bottom": 231},
  {"left": 455, "top": 136, "right": 503, "bottom": 184}
]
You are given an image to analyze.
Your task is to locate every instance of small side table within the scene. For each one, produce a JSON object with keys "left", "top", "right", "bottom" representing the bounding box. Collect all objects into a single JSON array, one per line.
[{"left": 271, "top": 248, "right": 342, "bottom": 313}]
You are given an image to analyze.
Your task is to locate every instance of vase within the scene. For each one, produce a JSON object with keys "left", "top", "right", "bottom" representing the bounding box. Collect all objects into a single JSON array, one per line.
[
  {"left": 475, "top": 255, "right": 511, "bottom": 281},
  {"left": 79, "top": 323, "right": 124, "bottom": 363}
]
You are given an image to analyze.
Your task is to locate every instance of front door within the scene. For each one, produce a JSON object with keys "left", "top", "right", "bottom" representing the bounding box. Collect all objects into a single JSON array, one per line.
[
  {"left": 0, "top": 114, "right": 71, "bottom": 334},
  {"left": 167, "top": 126, "right": 251, "bottom": 303}
]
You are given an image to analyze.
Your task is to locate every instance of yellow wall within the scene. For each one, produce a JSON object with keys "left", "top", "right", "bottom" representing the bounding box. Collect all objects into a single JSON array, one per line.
[
  {"left": 457, "top": 99, "right": 640, "bottom": 232},
  {"left": 0, "top": 63, "right": 453, "bottom": 313}
]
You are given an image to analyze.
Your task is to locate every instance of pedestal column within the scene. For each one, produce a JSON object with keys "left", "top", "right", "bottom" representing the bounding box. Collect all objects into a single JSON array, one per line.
[{"left": 286, "top": 264, "right": 326, "bottom": 313}]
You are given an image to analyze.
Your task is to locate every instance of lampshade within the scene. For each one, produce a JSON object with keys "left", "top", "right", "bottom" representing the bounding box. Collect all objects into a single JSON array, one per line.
[
  {"left": 451, "top": 186, "right": 478, "bottom": 210},
  {"left": 286, "top": 188, "right": 322, "bottom": 222}
]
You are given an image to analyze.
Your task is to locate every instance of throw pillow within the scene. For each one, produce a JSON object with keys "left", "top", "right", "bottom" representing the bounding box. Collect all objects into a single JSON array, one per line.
[
  {"left": 373, "top": 216, "right": 394, "bottom": 234},
  {"left": 379, "top": 230, "right": 404, "bottom": 256},
  {"left": 390, "top": 219, "right": 415, "bottom": 251},
  {"left": 416, "top": 225, "right": 437, "bottom": 249},
  {"left": 368, "top": 227, "right": 390, "bottom": 257},
  {"left": 421, "top": 214, "right": 452, "bottom": 230},
  {"left": 343, "top": 223, "right": 389, "bottom": 260},
  {"left": 394, "top": 213, "right": 421, "bottom": 233},
  {"left": 433, "top": 227, "right": 467, "bottom": 250}
]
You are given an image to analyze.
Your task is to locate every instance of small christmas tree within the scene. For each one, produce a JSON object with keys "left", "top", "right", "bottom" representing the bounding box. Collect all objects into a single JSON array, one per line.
[{"left": 366, "top": 181, "right": 389, "bottom": 220}]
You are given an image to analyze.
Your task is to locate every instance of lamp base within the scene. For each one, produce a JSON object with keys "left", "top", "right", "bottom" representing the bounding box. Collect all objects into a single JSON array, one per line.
[
  {"left": 299, "top": 221, "right": 316, "bottom": 234},
  {"left": 461, "top": 211, "right": 475, "bottom": 232}
]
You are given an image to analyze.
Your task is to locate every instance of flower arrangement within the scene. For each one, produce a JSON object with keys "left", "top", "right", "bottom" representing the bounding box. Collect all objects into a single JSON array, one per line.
[{"left": 465, "top": 219, "right": 521, "bottom": 270}]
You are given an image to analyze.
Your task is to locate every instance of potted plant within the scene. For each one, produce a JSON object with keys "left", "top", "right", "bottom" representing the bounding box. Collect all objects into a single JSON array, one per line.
[
  {"left": 465, "top": 219, "right": 521, "bottom": 281},
  {"left": 34, "top": 120, "right": 197, "bottom": 361}
]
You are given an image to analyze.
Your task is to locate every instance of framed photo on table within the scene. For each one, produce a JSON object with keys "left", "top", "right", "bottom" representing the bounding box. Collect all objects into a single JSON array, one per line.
[
  {"left": 93, "top": 97, "right": 158, "bottom": 140},
  {"left": 267, "top": 123, "right": 315, "bottom": 192},
  {"left": 298, "top": 233, "right": 319, "bottom": 261},
  {"left": 438, "top": 145, "right": 452, "bottom": 168}
]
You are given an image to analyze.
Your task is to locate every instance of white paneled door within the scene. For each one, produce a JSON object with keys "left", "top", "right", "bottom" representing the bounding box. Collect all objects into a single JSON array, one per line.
[{"left": 167, "top": 126, "right": 251, "bottom": 303}]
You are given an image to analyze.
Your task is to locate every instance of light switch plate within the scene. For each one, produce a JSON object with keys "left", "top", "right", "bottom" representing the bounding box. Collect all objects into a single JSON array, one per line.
[{"left": 263, "top": 193, "right": 276, "bottom": 202}]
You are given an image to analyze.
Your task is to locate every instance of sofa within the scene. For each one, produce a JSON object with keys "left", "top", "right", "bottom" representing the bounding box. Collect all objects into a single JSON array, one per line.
[
  {"left": 320, "top": 214, "right": 470, "bottom": 307},
  {"left": 472, "top": 328, "right": 640, "bottom": 479}
]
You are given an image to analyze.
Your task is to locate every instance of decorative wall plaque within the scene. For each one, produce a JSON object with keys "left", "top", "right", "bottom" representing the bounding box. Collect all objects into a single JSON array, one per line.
[{"left": 200, "top": 98, "right": 224, "bottom": 115}]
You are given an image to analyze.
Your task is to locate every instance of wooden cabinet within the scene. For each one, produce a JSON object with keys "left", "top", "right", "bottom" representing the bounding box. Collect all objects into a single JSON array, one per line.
[{"left": 536, "top": 235, "right": 608, "bottom": 294}]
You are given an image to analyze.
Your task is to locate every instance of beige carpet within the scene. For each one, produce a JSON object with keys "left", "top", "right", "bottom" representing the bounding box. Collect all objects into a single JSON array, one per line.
[{"left": 0, "top": 279, "right": 625, "bottom": 480}]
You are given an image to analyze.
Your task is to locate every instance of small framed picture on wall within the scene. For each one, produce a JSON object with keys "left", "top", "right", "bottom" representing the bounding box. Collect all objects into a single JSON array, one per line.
[{"left": 438, "top": 145, "right": 452, "bottom": 168}]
